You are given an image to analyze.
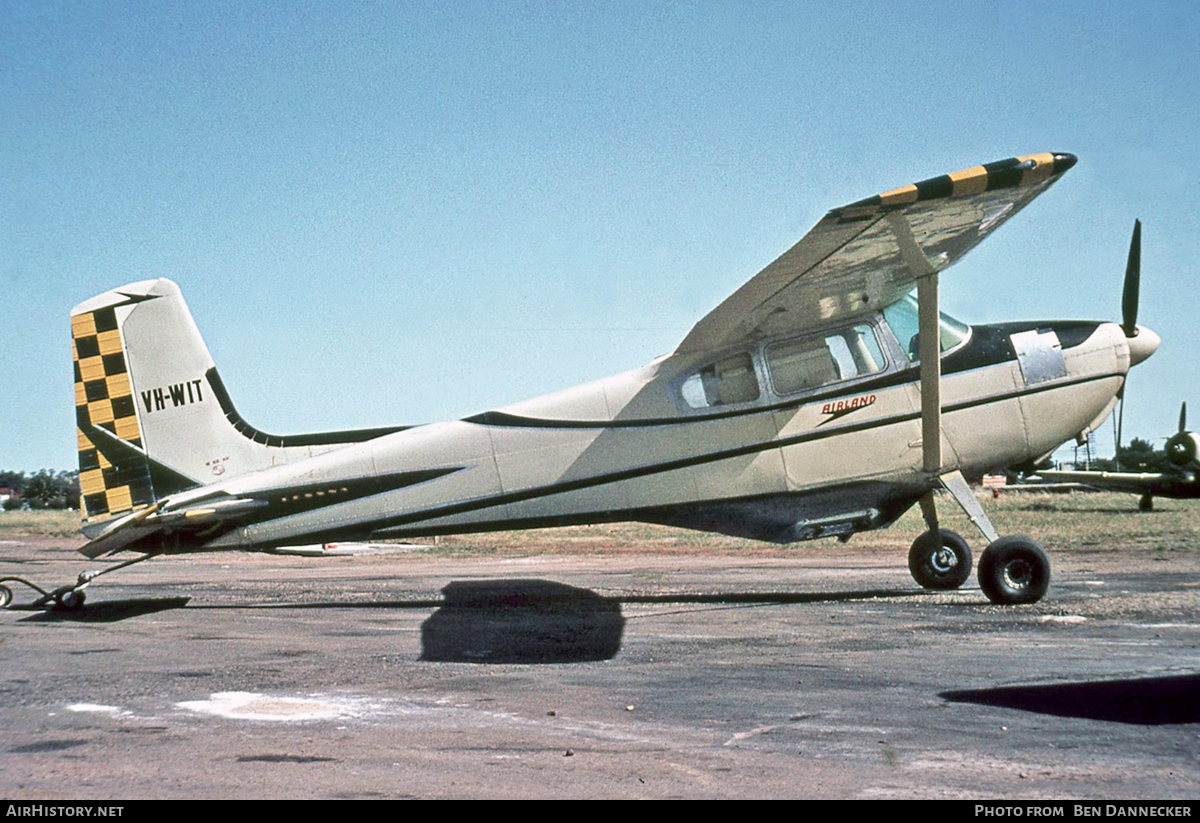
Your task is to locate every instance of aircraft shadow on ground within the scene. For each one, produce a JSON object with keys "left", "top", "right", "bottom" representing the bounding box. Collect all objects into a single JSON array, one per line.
[
  {"left": 10, "top": 580, "right": 920, "bottom": 662},
  {"left": 420, "top": 579, "right": 623, "bottom": 663},
  {"left": 17, "top": 597, "right": 191, "bottom": 623},
  {"left": 418, "top": 579, "right": 919, "bottom": 664},
  {"left": 941, "top": 673, "right": 1200, "bottom": 725}
]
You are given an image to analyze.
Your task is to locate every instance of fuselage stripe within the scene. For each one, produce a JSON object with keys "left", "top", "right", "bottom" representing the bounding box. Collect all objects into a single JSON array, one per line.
[{"left": 257, "top": 370, "right": 1121, "bottom": 543}]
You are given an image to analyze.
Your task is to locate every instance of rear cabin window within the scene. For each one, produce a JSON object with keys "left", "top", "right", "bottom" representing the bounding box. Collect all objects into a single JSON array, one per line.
[
  {"left": 681, "top": 352, "right": 760, "bottom": 409},
  {"left": 766, "top": 325, "right": 886, "bottom": 395}
]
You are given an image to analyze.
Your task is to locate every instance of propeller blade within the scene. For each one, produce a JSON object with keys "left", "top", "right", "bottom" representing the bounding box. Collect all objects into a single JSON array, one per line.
[
  {"left": 1180, "top": 401, "right": 1187, "bottom": 434},
  {"left": 1121, "top": 219, "right": 1141, "bottom": 337}
]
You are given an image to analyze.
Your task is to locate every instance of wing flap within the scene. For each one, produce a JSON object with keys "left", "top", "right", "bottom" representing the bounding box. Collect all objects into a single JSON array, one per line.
[{"left": 677, "top": 152, "right": 1077, "bottom": 353}]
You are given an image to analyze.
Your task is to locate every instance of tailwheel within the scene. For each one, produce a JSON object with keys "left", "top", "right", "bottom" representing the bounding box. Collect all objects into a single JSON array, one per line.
[
  {"left": 909, "top": 529, "right": 972, "bottom": 590},
  {"left": 978, "top": 536, "right": 1050, "bottom": 605},
  {"left": 53, "top": 588, "right": 87, "bottom": 610}
]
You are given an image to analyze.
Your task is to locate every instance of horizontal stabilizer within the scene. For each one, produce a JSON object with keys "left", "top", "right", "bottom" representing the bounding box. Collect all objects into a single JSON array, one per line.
[{"left": 78, "top": 466, "right": 466, "bottom": 557}]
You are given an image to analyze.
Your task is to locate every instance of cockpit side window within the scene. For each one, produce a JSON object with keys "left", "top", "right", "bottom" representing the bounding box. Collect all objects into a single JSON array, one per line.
[
  {"left": 766, "top": 324, "right": 886, "bottom": 395},
  {"left": 681, "top": 352, "right": 760, "bottom": 409},
  {"left": 881, "top": 294, "right": 970, "bottom": 362}
]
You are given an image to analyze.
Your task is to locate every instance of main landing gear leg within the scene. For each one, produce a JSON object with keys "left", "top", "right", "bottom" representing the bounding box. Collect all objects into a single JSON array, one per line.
[
  {"left": 907, "top": 469, "right": 1050, "bottom": 605},
  {"left": 908, "top": 491, "right": 973, "bottom": 590},
  {"left": 0, "top": 552, "right": 158, "bottom": 611}
]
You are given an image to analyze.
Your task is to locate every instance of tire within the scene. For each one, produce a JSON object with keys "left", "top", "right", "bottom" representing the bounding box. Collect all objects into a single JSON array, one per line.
[
  {"left": 978, "top": 536, "right": 1050, "bottom": 605},
  {"left": 908, "top": 529, "right": 972, "bottom": 590},
  {"left": 54, "top": 589, "right": 86, "bottom": 610},
  {"left": 0, "top": 585, "right": 11, "bottom": 609},
  {"left": 1139, "top": 493, "right": 1154, "bottom": 512}
]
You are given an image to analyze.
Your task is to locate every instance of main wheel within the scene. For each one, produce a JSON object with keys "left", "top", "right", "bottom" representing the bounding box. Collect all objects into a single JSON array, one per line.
[
  {"left": 908, "top": 529, "right": 972, "bottom": 590},
  {"left": 978, "top": 536, "right": 1050, "bottom": 605},
  {"left": 1139, "top": 493, "right": 1154, "bottom": 512}
]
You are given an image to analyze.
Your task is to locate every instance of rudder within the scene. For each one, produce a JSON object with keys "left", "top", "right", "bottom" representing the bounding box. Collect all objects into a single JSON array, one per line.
[{"left": 72, "top": 279, "right": 263, "bottom": 532}]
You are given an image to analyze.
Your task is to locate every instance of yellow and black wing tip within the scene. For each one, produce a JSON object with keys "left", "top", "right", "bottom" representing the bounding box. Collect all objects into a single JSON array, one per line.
[{"left": 837, "top": 152, "right": 1078, "bottom": 213}]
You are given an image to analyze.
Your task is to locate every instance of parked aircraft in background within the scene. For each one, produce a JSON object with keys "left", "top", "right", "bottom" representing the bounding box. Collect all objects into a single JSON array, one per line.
[
  {"left": 0, "top": 151, "right": 1160, "bottom": 611},
  {"left": 1039, "top": 403, "right": 1196, "bottom": 511}
]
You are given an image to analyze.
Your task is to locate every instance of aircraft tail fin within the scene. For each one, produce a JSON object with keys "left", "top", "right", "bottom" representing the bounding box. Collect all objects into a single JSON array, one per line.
[
  {"left": 72, "top": 279, "right": 246, "bottom": 532},
  {"left": 72, "top": 279, "right": 407, "bottom": 535}
]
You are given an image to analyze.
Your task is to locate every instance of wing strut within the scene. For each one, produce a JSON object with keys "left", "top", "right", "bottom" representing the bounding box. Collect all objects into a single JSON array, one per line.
[
  {"left": 885, "top": 211, "right": 943, "bottom": 475},
  {"left": 917, "top": 274, "right": 942, "bottom": 475},
  {"left": 887, "top": 212, "right": 1001, "bottom": 544}
]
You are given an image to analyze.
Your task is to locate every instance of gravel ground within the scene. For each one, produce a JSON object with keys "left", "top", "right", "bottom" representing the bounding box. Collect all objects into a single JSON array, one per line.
[{"left": 2, "top": 501, "right": 1199, "bottom": 800}]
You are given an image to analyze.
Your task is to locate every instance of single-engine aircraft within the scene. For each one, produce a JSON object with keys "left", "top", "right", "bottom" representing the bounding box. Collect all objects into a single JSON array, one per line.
[
  {"left": 1038, "top": 402, "right": 1197, "bottom": 511},
  {"left": 0, "top": 151, "right": 1162, "bottom": 611}
]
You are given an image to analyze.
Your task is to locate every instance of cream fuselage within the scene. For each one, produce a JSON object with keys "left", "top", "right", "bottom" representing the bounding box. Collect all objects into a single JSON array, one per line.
[{"left": 165, "top": 315, "right": 1129, "bottom": 552}]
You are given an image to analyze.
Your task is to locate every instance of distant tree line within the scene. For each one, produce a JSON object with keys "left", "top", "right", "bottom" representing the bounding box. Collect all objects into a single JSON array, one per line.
[
  {"left": 1, "top": 470, "right": 80, "bottom": 510},
  {"left": 1100, "top": 438, "right": 1170, "bottom": 473}
]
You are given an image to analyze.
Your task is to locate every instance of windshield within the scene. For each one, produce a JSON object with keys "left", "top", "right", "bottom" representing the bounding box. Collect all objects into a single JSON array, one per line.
[{"left": 881, "top": 294, "right": 970, "bottom": 362}]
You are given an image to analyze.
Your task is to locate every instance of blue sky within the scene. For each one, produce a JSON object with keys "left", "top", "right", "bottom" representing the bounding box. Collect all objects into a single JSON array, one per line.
[{"left": 3, "top": 0, "right": 1197, "bottom": 472}]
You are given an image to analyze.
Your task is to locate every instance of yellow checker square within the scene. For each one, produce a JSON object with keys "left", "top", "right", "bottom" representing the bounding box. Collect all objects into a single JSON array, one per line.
[
  {"left": 105, "top": 486, "right": 133, "bottom": 513},
  {"left": 88, "top": 398, "right": 115, "bottom": 425},
  {"left": 77, "top": 428, "right": 93, "bottom": 451},
  {"left": 97, "top": 329, "right": 123, "bottom": 357},
  {"left": 75, "top": 382, "right": 88, "bottom": 406},
  {"left": 79, "top": 356, "right": 106, "bottom": 382},
  {"left": 71, "top": 313, "right": 97, "bottom": 338},
  {"left": 114, "top": 416, "right": 141, "bottom": 441},
  {"left": 79, "top": 468, "right": 105, "bottom": 496},
  {"left": 106, "top": 372, "right": 132, "bottom": 398}
]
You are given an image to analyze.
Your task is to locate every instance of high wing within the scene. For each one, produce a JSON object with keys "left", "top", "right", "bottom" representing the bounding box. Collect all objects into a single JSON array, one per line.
[{"left": 677, "top": 152, "right": 1078, "bottom": 354}]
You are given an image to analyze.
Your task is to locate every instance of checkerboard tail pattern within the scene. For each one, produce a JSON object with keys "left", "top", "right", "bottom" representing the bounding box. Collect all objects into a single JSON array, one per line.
[{"left": 72, "top": 306, "right": 155, "bottom": 524}]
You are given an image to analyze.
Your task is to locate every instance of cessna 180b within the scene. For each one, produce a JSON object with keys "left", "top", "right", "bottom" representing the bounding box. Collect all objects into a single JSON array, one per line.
[{"left": 0, "top": 151, "right": 1161, "bottom": 611}]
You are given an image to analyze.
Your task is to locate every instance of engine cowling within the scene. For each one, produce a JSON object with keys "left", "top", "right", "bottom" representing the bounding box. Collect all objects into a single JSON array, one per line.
[{"left": 1165, "top": 431, "right": 1199, "bottom": 466}]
